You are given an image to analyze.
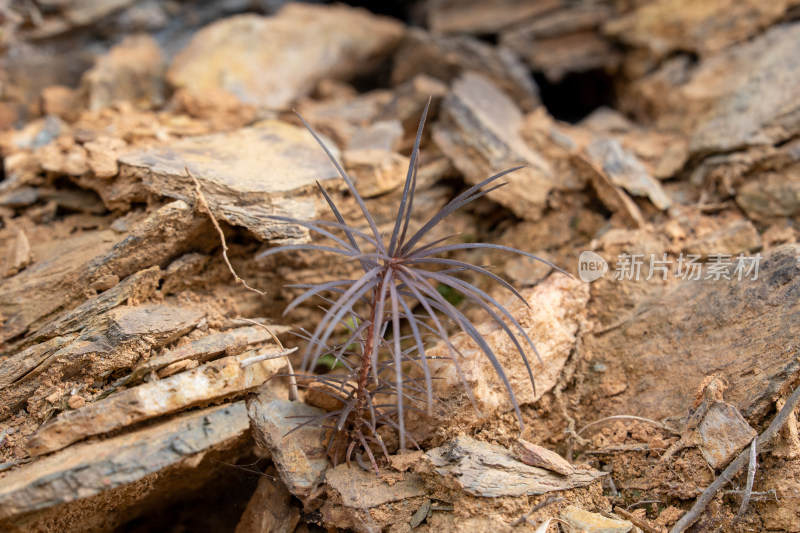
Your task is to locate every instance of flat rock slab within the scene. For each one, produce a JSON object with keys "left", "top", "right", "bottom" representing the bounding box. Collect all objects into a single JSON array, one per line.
[
  {"left": 426, "top": 436, "right": 604, "bottom": 498},
  {"left": 391, "top": 28, "right": 540, "bottom": 111},
  {"left": 167, "top": 4, "right": 403, "bottom": 109},
  {"left": 433, "top": 72, "right": 563, "bottom": 221},
  {"left": 697, "top": 400, "right": 758, "bottom": 469},
  {"left": 688, "top": 22, "right": 800, "bottom": 155},
  {"left": 247, "top": 395, "right": 329, "bottom": 500},
  {"left": 27, "top": 352, "right": 283, "bottom": 455},
  {"left": 130, "top": 324, "right": 291, "bottom": 382},
  {"left": 0, "top": 200, "right": 212, "bottom": 345},
  {"left": 119, "top": 121, "right": 346, "bottom": 243},
  {"left": 585, "top": 244, "right": 800, "bottom": 422},
  {"left": 236, "top": 468, "right": 300, "bottom": 533},
  {"left": 325, "top": 465, "right": 427, "bottom": 509},
  {"left": 586, "top": 138, "right": 671, "bottom": 210},
  {"left": 606, "top": 0, "right": 794, "bottom": 61},
  {"left": 0, "top": 402, "right": 250, "bottom": 521},
  {"left": 1, "top": 303, "right": 203, "bottom": 421}
]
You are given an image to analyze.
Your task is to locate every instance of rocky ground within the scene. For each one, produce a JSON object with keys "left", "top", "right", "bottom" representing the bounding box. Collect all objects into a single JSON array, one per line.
[{"left": 0, "top": 1, "right": 799, "bottom": 532}]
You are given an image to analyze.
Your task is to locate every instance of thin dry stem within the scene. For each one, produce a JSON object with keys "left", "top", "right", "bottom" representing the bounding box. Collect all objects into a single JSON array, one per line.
[
  {"left": 578, "top": 415, "right": 680, "bottom": 436},
  {"left": 735, "top": 436, "right": 758, "bottom": 518},
  {"left": 186, "top": 167, "right": 265, "bottom": 296},
  {"left": 239, "top": 318, "right": 298, "bottom": 401}
]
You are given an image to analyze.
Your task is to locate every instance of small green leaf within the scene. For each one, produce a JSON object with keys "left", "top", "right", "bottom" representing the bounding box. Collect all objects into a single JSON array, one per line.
[{"left": 436, "top": 283, "right": 463, "bottom": 306}]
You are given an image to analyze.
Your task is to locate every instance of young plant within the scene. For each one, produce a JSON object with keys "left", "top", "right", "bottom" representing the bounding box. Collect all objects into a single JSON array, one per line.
[{"left": 260, "top": 100, "right": 561, "bottom": 472}]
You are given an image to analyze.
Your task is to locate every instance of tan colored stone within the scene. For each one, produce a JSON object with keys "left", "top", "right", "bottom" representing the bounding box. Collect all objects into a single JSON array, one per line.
[
  {"left": 27, "top": 351, "right": 283, "bottom": 455},
  {"left": 343, "top": 148, "right": 409, "bottom": 198},
  {"left": 514, "top": 439, "right": 575, "bottom": 476},
  {"left": 168, "top": 4, "right": 403, "bottom": 109},
  {"left": 433, "top": 72, "right": 560, "bottom": 221},
  {"left": 40, "top": 85, "right": 79, "bottom": 122},
  {"left": 561, "top": 505, "right": 633, "bottom": 533},
  {"left": 82, "top": 34, "right": 166, "bottom": 111},
  {"left": 67, "top": 395, "right": 85, "bottom": 410},
  {"left": 0, "top": 402, "right": 249, "bottom": 521},
  {"left": 2, "top": 229, "right": 32, "bottom": 278},
  {"left": 426, "top": 273, "right": 588, "bottom": 420},
  {"left": 84, "top": 136, "right": 128, "bottom": 178},
  {"left": 119, "top": 121, "right": 346, "bottom": 243},
  {"left": 427, "top": 437, "right": 604, "bottom": 498}
]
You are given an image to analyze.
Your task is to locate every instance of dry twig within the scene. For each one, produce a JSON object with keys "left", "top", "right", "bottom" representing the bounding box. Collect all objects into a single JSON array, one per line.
[
  {"left": 578, "top": 415, "right": 680, "bottom": 436},
  {"left": 613, "top": 506, "right": 662, "bottom": 533},
  {"left": 736, "top": 436, "right": 758, "bottom": 518},
  {"left": 239, "top": 318, "right": 299, "bottom": 401},
  {"left": 511, "top": 495, "right": 564, "bottom": 527},
  {"left": 186, "top": 167, "right": 265, "bottom": 296}
]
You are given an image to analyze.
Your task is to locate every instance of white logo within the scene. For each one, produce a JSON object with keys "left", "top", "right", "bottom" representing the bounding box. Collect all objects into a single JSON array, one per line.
[{"left": 579, "top": 251, "right": 608, "bottom": 282}]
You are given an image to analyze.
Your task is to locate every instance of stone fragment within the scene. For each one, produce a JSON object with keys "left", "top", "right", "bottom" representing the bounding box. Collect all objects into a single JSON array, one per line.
[
  {"left": 504, "top": 251, "right": 555, "bottom": 287},
  {"left": 561, "top": 505, "right": 633, "bottom": 533},
  {"left": 586, "top": 138, "right": 671, "bottom": 210},
  {"left": 294, "top": 89, "right": 393, "bottom": 146},
  {"left": 0, "top": 336, "right": 76, "bottom": 391},
  {"left": 737, "top": 168, "right": 800, "bottom": 221},
  {"left": 40, "top": 85, "right": 79, "bottom": 122},
  {"left": 27, "top": 351, "right": 283, "bottom": 455},
  {"left": 17, "top": 266, "right": 161, "bottom": 351},
  {"left": 0, "top": 202, "right": 195, "bottom": 342},
  {"left": 84, "top": 136, "right": 129, "bottom": 178},
  {"left": 131, "top": 324, "right": 290, "bottom": 382},
  {"left": 606, "top": 0, "right": 797, "bottom": 62},
  {"left": 67, "top": 395, "right": 85, "bottom": 410},
  {"left": 326, "top": 465, "right": 427, "bottom": 510},
  {"left": 0, "top": 229, "right": 119, "bottom": 344},
  {"left": 426, "top": 0, "right": 559, "bottom": 35},
  {"left": 2, "top": 229, "right": 32, "bottom": 278},
  {"left": 425, "top": 274, "right": 588, "bottom": 421},
  {"left": 682, "top": 220, "right": 761, "bottom": 258},
  {"left": 347, "top": 120, "right": 403, "bottom": 153},
  {"left": 514, "top": 439, "right": 575, "bottom": 476},
  {"left": 40, "top": 188, "right": 106, "bottom": 214},
  {"left": 0, "top": 402, "right": 249, "bottom": 521},
  {"left": 392, "top": 28, "right": 539, "bottom": 111},
  {"left": 500, "top": 3, "right": 619, "bottom": 82},
  {"left": 696, "top": 399, "right": 758, "bottom": 469},
  {"left": 0, "top": 185, "right": 38, "bottom": 209},
  {"left": 388, "top": 450, "right": 426, "bottom": 473},
  {"left": 167, "top": 5, "right": 403, "bottom": 109},
  {"left": 322, "top": 464, "right": 428, "bottom": 533},
  {"left": 82, "top": 34, "right": 165, "bottom": 111},
  {"left": 343, "top": 149, "right": 410, "bottom": 198},
  {"left": 427, "top": 436, "right": 604, "bottom": 498},
  {"left": 119, "top": 122, "right": 345, "bottom": 243},
  {"left": 377, "top": 75, "right": 448, "bottom": 147},
  {"left": 235, "top": 468, "right": 300, "bottom": 533},
  {"left": 304, "top": 379, "right": 348, "bottom": 413},
  {"left": 1, "top": 303, "right": 203, "bottom": 421},
  {"left": 58, "top": 0, "right": 137, "bottom": 26},
  {"left": 573, "top": 154, "right": 645, "bottom": 228},
  {"left": 433, "top": 72, "right": 558, "bottom": 221},
  {"left": 161, "top": 252, "right": 211, "bottom": 294},
  {"left": 247, "top": 394, "right": 329, "bottom": 500},
  {"left": 171, "top": 88, "right": 257, "bottom": 132},
  {"left": 629, "top": 22, "right": 800, "bottom": 156}
]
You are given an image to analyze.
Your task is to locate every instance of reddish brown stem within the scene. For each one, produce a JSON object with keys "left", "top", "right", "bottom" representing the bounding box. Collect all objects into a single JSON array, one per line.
[{"left": 355, "top": 289, "right": 379, "bottom": 413}]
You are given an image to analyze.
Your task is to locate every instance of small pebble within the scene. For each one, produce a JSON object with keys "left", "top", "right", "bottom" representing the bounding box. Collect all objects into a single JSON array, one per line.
[{"left": 68, "top": 395, "right": 86, "bottom": 410}]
